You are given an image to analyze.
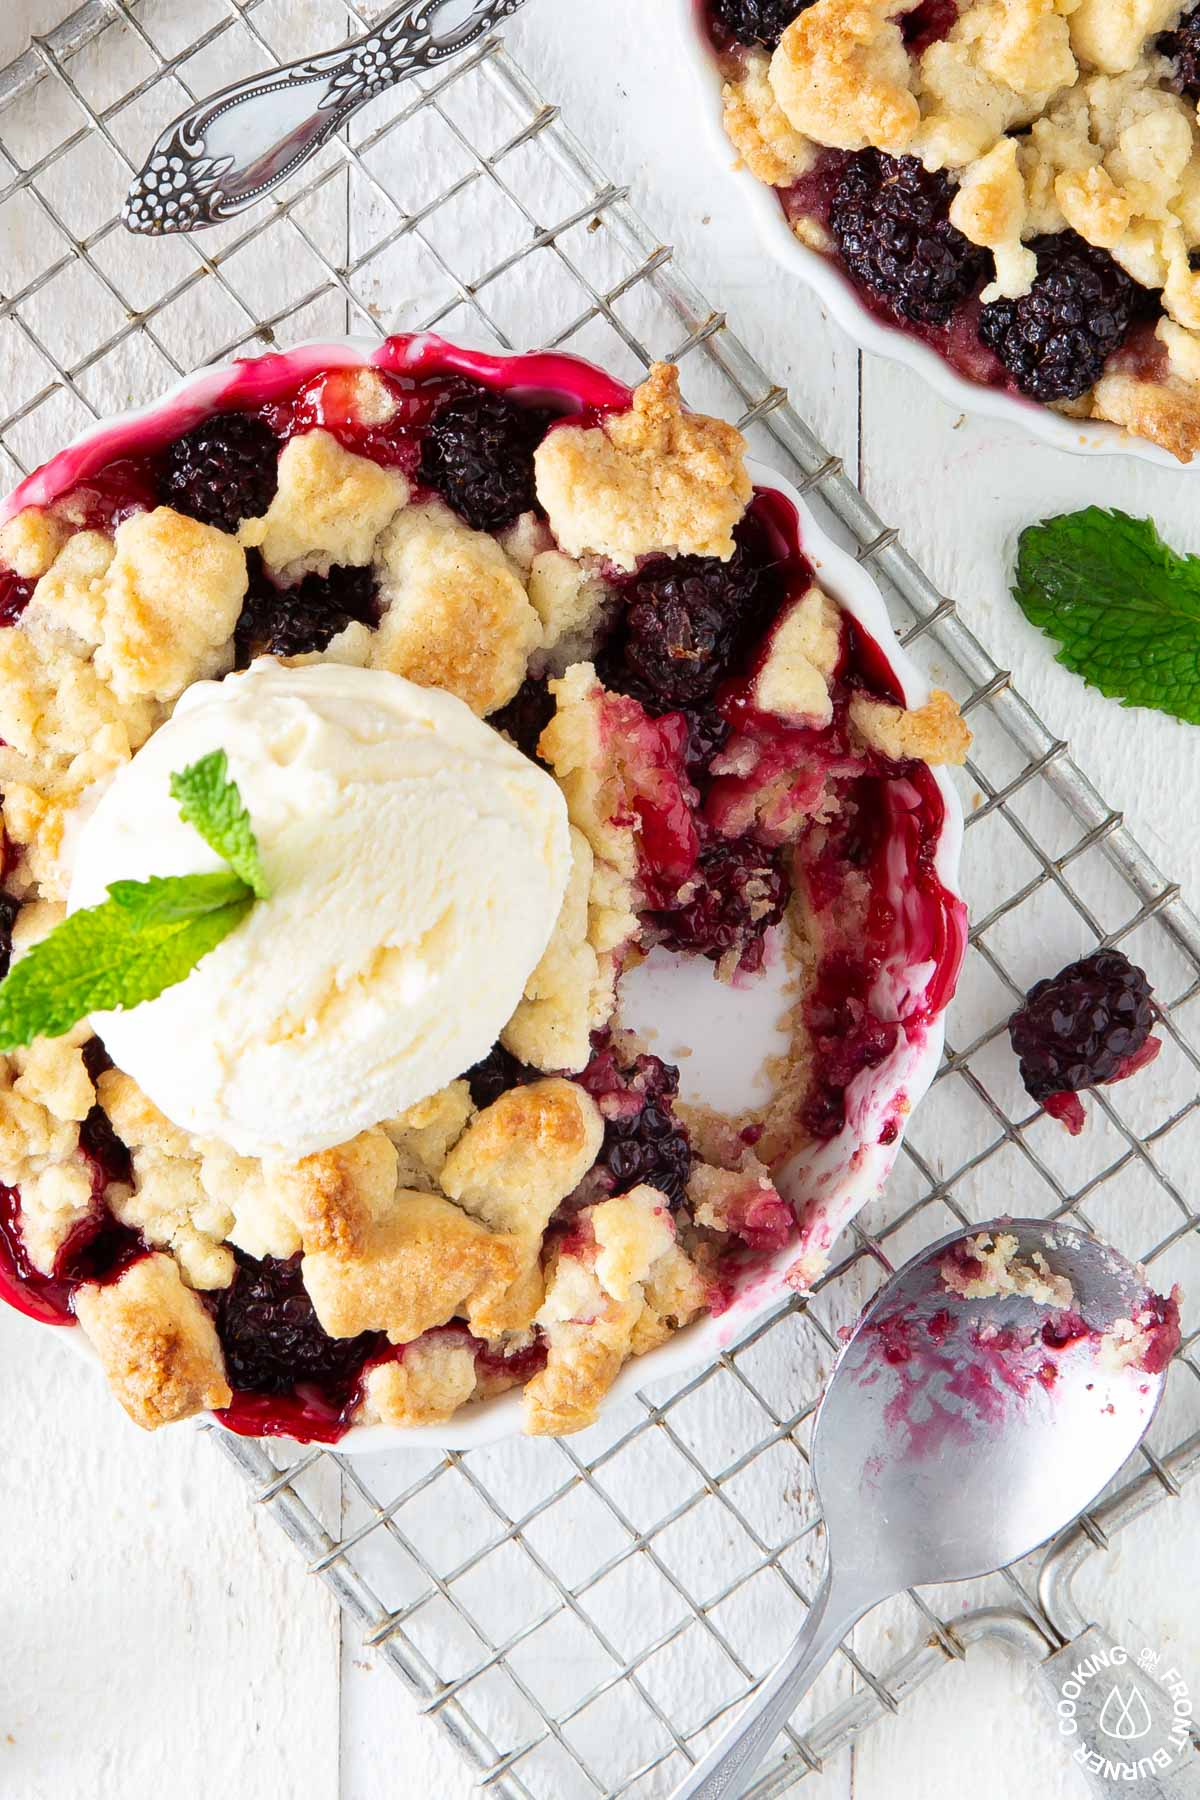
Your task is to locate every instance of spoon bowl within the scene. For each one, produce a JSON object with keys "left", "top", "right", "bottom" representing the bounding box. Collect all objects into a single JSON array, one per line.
[{"left": 674, "top": 1217, "right": 1179, "bottom": 1799}]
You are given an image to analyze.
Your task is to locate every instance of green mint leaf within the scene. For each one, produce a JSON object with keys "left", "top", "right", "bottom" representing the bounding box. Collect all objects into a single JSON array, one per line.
[
  {"left": 107, "top": 869, "right": 253, "bottom": 927},
  {"left": 0, "top": 879, "right": 254, "bottom": 1051},
  {"left": 170, "top": 750, "right": 270, "bottom": 898},
  {"left": 1013, "top": 508, "right": 1200, "bottom": 727}
]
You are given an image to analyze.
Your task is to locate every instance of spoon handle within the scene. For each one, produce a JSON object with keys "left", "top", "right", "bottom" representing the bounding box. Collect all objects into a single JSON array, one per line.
[
  {"left": 671, "top": 1564, "right": 881, "bottom": 1800},
  {"left": 122, "top": 0, "right": 527, "bottom": 235}
]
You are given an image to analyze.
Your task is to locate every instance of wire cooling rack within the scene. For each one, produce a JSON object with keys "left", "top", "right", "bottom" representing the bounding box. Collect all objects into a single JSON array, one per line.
[{"left": 3, "top": 5, "right": 1200, "bottom": 1796}]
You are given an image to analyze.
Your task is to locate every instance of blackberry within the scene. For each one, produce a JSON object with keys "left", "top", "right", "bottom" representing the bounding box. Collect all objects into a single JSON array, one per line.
[
  {"left": 617, "top": 547, "right": 763, "bottom": 708},
  {"left": 1158, "top": 4, "right": 1200, "bottom": 97},
  {"left": 235, "top": 552, "right": 379, "bottom": 662},
  {"left": 828, "top": 152, "right": 987, "bottom": 327},
  {"left": 491, "top": 675, "right": 556, "bottom": 762},
  {"left": 978, "top": 233, "right": 1141, "bottom": 402},
  {"left": 709, "top": 0, "right": 807, "bottom": 48},
  {"left": 418, "top": 386, "right": 548, "bottom": 532},
  {"left": 464, "top": 1042, "right": 536, "bottom": 1110},
  {"left": 216, "top": 1251, "right": 378, "bottom": 1397},
  {"left": 78, "top": 1105, "right": 133, "bottom": 1191},
  {"left": 579, "top": 1050, "right": 693, "bottom": 1207},
  {"left": 1009, "top": 948, "right": 1156, "bottom": 1105},
  {"left": 160, "top": 412, "right": 280, "bottom": 532},
  {"left": 647, "top": 838, "right": 790, "bottom": 974},
  {"left": 0, "top": 892, "right": 18, "bottom": 980}
]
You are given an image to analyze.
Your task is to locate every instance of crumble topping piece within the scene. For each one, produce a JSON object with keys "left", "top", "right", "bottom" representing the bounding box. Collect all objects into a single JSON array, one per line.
[
  {"left": 524, "top": 1185, "right": 701, "bottom": 1435},
  {"left": 75, "top": 1252, "right": 233, "bottom": 1430},
  {"left": 272, "top": 1128, "right": 400, "bottom": 1258},
  {"left": 239, "top": 429, "right": 409, "bottom": 580},
  {"left": 0, "top": 611, "right": 157, "bottom": 898},
  {"left": 593, "top": 1187, "right": 675, "bottom": 1300},
  {"left": 26, "top": 530, "right": 116, "bottom": 646},
  {"left": 940, "top": 1230, "right": 1076, "bottom": 1308},
  {"left": 770, "top": 0, "right": 921, "bottom": 156},
  {"left": 753, "top": 586, "right": 842, "bottom": 724},
  {"left": 197, "top": 1137, "right": 299, "bottom": 1264},
  {"left": 949, "top": 139, "right": 1040, "bottom": 301},
  {"left": 97, "top": 1070, "right": 235, "bottom": 1290},
  {"left": 848, "top": 687, "right": 971, "bottom": 764},
  {"left": 299, "top": 1187, "right": 523, "bottom": 1345},
  {"left": 1093, "top": 318, "right": 1200, "bottom": 461},
  {"left": 370, "top": 500, "right": 541, "bottom": 716},
  {"left": 95, "top": 508, "right": 248, "bottom": 706},
  {"left": 498, "top": 510, "right": 554, "bottom": 576},
  {"left": 526, "top": 550, "right": 614, "bottom": 670},
  {"left": 0, "top": 507, "right": 70, "bottom": 581},
  {"left": 357, "top": 1331, "right": 480, "bottom": 1428},
  {"left": 538, "top": 663, "right": 641, "bottom": 953},
  {"left": 1070, "top": 0, "right": 1179, "bottom": 77},
  {"left": 381, "top": 1080, "right": 475, "bottom": 1193},
  {"left": 0, "top": 1020, "right": 96, "bottom": 1276},
  {"left": 502, "top": 826, "right": 616, "bottom": 1074},
  {"left": 533, "top": 364, "right": 753, "bottom": 571},
  {"left": 688, "top": 1158, "right": 795, "bottom": 1250},
  {"left": 723, "top": 47, "right": 818, "bottom": 186},
  {"left": 441, "top": 1077, "right": 604, "bottom": 1334}
]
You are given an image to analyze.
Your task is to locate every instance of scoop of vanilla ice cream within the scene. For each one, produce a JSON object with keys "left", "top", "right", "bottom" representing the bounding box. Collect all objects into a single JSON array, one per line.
[{"left": 68, "top": 662, "right": 571, "bottom": 1159}]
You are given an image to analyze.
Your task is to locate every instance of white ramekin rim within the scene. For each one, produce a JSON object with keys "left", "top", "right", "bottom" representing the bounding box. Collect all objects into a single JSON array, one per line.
[
  {"left": 1, "top": 334, "right": 964, "bottom": 1454},
  {"left": 673, "top": 0, "right": 1190, "bottom": 471}
]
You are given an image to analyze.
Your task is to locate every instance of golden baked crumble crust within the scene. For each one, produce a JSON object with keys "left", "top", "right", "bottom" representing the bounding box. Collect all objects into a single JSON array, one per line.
[
  {"left": 753, "top": 586, "right": 842, "bottom": 724},
  {"left": 524, "top": 1186, "right": 693, "bottom": 1436},
  {"left": 239, "top": 429, "right": 409, "bottom": 579},
  {"left": 534, "top": 363, "right": 753, "bottom": 570},
  {"left": 848, "top": 687, "right": 970, "bottom": 764},
  {"left": 502, "top": 826, "right": 617, "bottom": 1073},
  {"left": 300, "top": 1188, "right": 523, "bottom": 1345},
  {"left": 357, "top": 1331, "right": 479, "bottom": 1427},
  {"left": 371, "top": 500, "right": 541, "bottom": 716},
  {"left": 75, "top": 1252, "right": 232, "bottom": 1430},
  {"left": 442, "top": 1077, "right": 604, "bottom": 1335},
  {"left": 723, "top": 48, "right": 818, "bottom": 186}
]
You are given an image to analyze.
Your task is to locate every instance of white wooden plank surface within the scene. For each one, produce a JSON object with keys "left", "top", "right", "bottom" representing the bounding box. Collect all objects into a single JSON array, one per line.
[{"left": 1, "top": 3, "right": 1198, "bottom": 1797}]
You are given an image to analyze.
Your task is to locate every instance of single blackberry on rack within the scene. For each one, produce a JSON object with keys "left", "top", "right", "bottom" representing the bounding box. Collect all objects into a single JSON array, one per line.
[
  {"left": 709, "top": 0, "right": 808, "bottom": 48},
  {"left": 418, "top": 386, "right": 548, "bottom": 532},
  {"left": 616, "top": 547, "right": 763, "bottom": 708},
  {"left": 1158, "top": 4, "right": 1200, "bottom": 97},
  {"left": 828, "top": 151, "right": 987, "bottom": 328},
  {"left": 1009, "top": 949, "right": 1157, "bottom": 1105},
  {"left": 216, "top": 1252, "right": 377, "bottom": 1396},
  {"left": 647, "top": 838, "right": 790, "bottom": 974},
  {"left": 234, "top": 552, "right": 379, "bottom": 662},
  {"left": 978, "top": 233, "right": 1141, "bottom": 402},
  {"left": 160, "top": 412, "right": 280, "bottom": 532}
]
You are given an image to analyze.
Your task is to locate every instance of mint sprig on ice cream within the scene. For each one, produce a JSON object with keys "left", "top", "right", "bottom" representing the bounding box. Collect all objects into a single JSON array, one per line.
[{"left": 0, "top": 750, "right": 267, "bottom": 1051}]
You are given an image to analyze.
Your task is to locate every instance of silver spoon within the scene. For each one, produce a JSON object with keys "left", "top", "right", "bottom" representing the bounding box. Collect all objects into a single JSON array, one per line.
[
  {"left": 673, "top": 1217, "right": 1178, "bottom": 1800},
  {"left": 122, "top": 0, "right": 528, "bottom": 236}
]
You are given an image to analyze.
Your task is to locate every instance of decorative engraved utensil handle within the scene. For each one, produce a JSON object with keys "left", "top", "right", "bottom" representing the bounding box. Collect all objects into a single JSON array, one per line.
[{"left": 123, "top": 0, "right": 527, "bottom": 235}]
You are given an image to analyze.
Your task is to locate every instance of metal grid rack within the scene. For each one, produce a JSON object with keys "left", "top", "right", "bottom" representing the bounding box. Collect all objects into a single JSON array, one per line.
[{"left": 3, "top": 5, "right": 1200, "bottom": 1795}]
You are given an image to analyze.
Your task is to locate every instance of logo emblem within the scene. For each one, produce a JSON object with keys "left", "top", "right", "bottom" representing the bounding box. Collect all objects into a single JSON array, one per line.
[
  {"left": 1098, "top": 1683, "right": 1154, "bottom": 1742},
  {"left": 1056, "top": 1641, "right": 1193, "bottom": 1782}
]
